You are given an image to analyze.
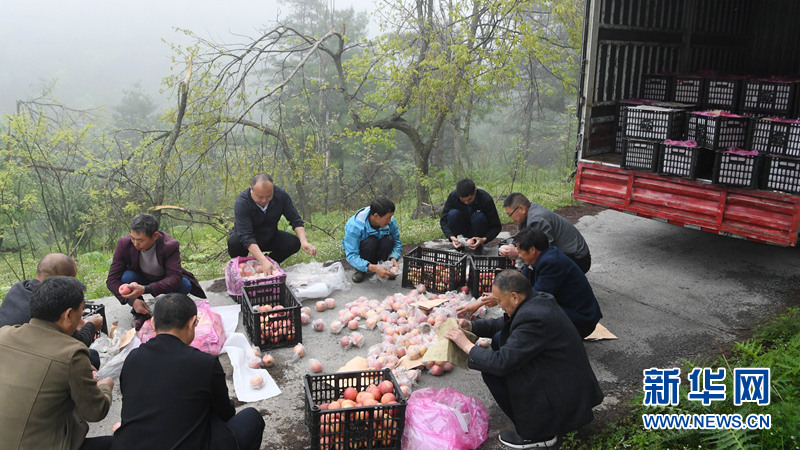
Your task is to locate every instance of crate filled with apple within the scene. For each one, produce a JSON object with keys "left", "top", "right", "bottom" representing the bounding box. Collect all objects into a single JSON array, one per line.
[
  {"left": 304, "top": 369, "right": 407, "bottom": 450},
  {"left": 401, "top": 246, "right": 467, "bottom": 293},
  {"left": 242, "top": 281, "right": 302, "bottom": 350}
]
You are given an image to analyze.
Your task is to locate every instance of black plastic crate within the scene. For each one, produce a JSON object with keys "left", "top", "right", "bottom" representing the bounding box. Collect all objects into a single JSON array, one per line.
[
  {"left": 242, "top": 282, "right": 302, "bottom": 350},
  {"left": 762, "top": 155, "right": 800, "bottom": 194},
  {"left": 622, "top": 105, "right": 686, "bottom": 141},
  {"left": 703, "top": 78, "right": 742, "bottom": 110},
  {"left": 304, "top": 369, "right": 406, "bottom": 450},
  {"left": 687, "top": 112, "right": 749, "bottom": 150},
  {"left": 616, "top": 99, "right": 658, "bottom": 154},
  {"left": 672, "top": 75, "right": 704, "bottom": 104},
  {"left": 660, "top": 144, "right": 715, "bottom": 180},
  {"left": 401, "top": 246, "right": 467, "bottom": 293},
  {"left": 742, "top": 79, "right": 798, "bottom": 117},
  {"left": 622, "top": 139, "right": 661, "bottom": 172},
  {"left": 750, "top": 118, "right": 800, "bottom": 159},
  {"left": 468, "top": 255, "right": 516, "bottom": 298},
  {"left": 82, "top": 302, "right": 108, "bottom": 335},
  {"left": 713, "top": 151, "right": 761, "bottom": 189},
  {"left": 641, "top": 74, "right": 672, "bottom": 101}
]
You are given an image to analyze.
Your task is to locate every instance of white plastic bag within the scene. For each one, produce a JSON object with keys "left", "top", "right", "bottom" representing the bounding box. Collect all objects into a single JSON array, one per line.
[
  {"left": 283, "top": 260, "right": 351, "bottom": 300},
  {"left": 95, "top": 335, "right": 141, "bottom": 380}
]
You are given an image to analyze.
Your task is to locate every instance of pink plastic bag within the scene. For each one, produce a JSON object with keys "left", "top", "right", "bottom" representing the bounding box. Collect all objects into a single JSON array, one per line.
[
  {"left": 401, "top": 387, "right": 489, "bottom": 450},
  {"left": 224, "top": 256, "right": 285, "bottom": 298},
  {"left": 137, "top": 300, "right": 227, "bottom": 355}
]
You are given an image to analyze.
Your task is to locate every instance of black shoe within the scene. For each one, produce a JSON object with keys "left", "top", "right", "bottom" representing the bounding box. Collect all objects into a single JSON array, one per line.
[
  {"left": 352, "top": 271, "right": 369, "bottom": 283},
  {"left": 499, "top": 430, "right": 556, "bottom": 449},
  {"left": 131, "top": 313, "right": 152, "bottom": 331}
]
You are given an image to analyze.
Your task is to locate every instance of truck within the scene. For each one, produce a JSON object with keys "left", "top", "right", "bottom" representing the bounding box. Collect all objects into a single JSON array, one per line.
[{"left": 573, "top": 0, "right": 800, "bottom": 246}]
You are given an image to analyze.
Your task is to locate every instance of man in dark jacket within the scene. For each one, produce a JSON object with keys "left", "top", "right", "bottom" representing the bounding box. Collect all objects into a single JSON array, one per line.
[
  {"left": 516, "top": 227, "right": 602, "bottom": 338},
  {"left": 112, "top": 293, "right": 264, "bottom": 450},
  {"left": 446, "top": 270, "right": 603, "bottom": 448},
  {"left": 0, "top": 253, "right": 103, "bottom": 368},
  {"left": 227, "top": 173, "right": 317, "bottom": 275},
  {"left": 106, "top": 213, "right": 206, "bottom": 330},
  {"left": 440, "top": 179, "right": 502, "bottom": 252}
]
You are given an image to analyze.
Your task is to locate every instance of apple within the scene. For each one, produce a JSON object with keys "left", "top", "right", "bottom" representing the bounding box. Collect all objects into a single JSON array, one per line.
[
  {"left": 310, "top": 360, "right": 323, "bottom": 373},
  {"left": 325, "top": 297, "right": 336, "bottom": 309},
  {"left": 250, "top": 375, "right": 264, "bottom": 389},
  {"left": 118, "top": 284, "right": 132, "bottom": 296},
  {"left": 378, "top": 380, "right": 394, "bottom": 395},
  {"left": 262, "top": 354, "right": 274, "bottom": 367},
  {"left": 430, "top": 364, "right": 444, "bottom": 376},
  {"left": 343, "top": 387, "right": 358, "bottom": 401},
  {"left": 380, "top": 392, "right": 396, "bottom": 404}
]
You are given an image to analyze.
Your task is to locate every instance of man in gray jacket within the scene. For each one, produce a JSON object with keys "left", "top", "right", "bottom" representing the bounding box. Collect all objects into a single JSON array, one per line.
[
  {"left": 446, "top": 270, "right": 603, "bottom": 448},
  {"left": 500, "top": 192, "right": 592, "bottom": 273}
]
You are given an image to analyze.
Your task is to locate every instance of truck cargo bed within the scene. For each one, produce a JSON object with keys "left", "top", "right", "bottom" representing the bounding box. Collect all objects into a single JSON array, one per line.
[{"left": 574, "top": 160, "right": 800, "bottom": 246}]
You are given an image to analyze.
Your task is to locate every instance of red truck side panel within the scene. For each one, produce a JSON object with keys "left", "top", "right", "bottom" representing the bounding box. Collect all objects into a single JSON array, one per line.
[{"left": 574, "top": 161, "right": 800, "bottom": 246}]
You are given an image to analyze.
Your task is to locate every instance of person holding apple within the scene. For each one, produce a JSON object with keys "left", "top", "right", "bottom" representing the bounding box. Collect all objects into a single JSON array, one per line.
[
  {"left": 459, "top": 227, "right": 602, "bottom": 338},
  {"left": 0, "top": 253, "right": 104, "bottom": 369},
  {"left": 440, "top": 179, "right": 502, "bottom": 253},
  {"left": 342, "top": 197, "right": 402, "bottom": 283},
  {"left": 227, "top": 173, "right": 317, "bottom": 276},
  {"left": 445, "top": 270, "right": 603, "bottom": 448},
  {"left": 106, "top": 213, "right": 206, "bottom": 330}
]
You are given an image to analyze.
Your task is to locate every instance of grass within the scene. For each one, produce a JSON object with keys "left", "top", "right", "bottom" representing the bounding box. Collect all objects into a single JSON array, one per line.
[
  {"left": 0, "top": 166, "right": 578, "bottom": 301},
  {"left": 561, "top": 307, "right": 800, "bottom": 449}
]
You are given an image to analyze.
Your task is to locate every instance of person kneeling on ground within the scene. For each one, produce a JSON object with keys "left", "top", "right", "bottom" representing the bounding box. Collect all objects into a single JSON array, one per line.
[
  {"left": 0, "top": 253, "right": 104, "bottom": 369},
  {"left": 459, "top": 227, "right": 602, "bottom": 338},
  {"left": 445, "top": 270, "right": 603, "bottom": 449},
  {"left": 106, "top": 213, "right": 206, "bottom": 331},
  {"left": 342, "top": 196, "right": 402, "bottom": 283},
  {"left": 0, "top": 276, "right": 114, "bottom": 450},
  {"left": 439, "top": 178, "right": 502, "bottom": 252},
  {"left": 500, "top": 192, "right": 592, "bottom": 273},
  {"left": 112, "top": 293, "right": 265, "bottom": 450}
]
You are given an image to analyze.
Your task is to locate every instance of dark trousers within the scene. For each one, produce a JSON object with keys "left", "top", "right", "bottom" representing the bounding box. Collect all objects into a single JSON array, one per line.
[
  {"left": 227, "top": 407, "right": 266, "bottom": 450},
  {"left": 80, "top": 436, "right": 113, "bottom": 450},
  {"left": 446, "top": 209, "right": 489, "bottom": 239},
  {"left": 122, "top": 270, "right": 192, "bottom": 319},
  {"left": 569, "top": 252, "right": 591, "bottom": 274},
  {"left": 483, "top": 335, "right": 514, "bottom": 421},
  {"left": 227, "top": 229, "right": 301, "bottom": 264},
  {"left": 357, "top": 235, "right": 394, "bottom": 272},
  {"left": 121, "top": 270, "right": 192, "bottom": 295}
]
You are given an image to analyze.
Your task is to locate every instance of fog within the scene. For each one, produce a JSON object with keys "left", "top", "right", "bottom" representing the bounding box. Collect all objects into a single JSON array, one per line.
[{"left": 0, "top": 0, "right": 375, "bottom": 115}]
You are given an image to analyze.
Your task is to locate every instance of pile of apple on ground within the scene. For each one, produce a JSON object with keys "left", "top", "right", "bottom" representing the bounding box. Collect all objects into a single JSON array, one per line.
[{"left": 245, "top": 284, "right": 492, "bottom": 391}]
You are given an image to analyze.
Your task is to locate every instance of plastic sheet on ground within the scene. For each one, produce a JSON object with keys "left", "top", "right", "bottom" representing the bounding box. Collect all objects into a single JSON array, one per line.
[{"left": 283, "top": 260, "right": 351, "bottom": 300}]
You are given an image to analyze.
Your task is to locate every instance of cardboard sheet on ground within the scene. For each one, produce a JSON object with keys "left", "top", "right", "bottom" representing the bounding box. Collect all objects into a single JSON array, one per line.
[
  {"left": 584, "top": 322, "right": 617, "bottom": 341},
  {"left": 396, "top": 355, "right": 426, "bottom": 370},
  {"left": 411, "top": 297, "right": 448, "bottom": 311},
  {"left": 337, "top": 356, "right": 368, "bottom": 372},
  {"left": 422, "top": 318, "right": 477, "bottom": 369}
]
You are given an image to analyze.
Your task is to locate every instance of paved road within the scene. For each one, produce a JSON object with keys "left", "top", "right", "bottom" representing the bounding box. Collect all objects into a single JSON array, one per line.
[{"left": 86, "top": 209, "right": 799, "bottom": 448}]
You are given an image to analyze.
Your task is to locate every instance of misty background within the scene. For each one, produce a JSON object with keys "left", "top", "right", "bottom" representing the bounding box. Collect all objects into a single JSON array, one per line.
[{"left": 0, "top": 0, "right": 374, "bottom": 114}]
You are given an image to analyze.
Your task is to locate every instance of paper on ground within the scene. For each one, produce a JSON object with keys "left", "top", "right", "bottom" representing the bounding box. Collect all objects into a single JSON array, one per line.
[
  {"left": 223, "top": 333, "right": 281, "bottom": 402},
  {"left": 213, "top": 304, "right": 280, "bottom": 402},
  {"left": 422, "top": 318, "right": 477, "bottom": 369},
  {"left": 584, "top": 322, "right": 617, "bottom": 341}
]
